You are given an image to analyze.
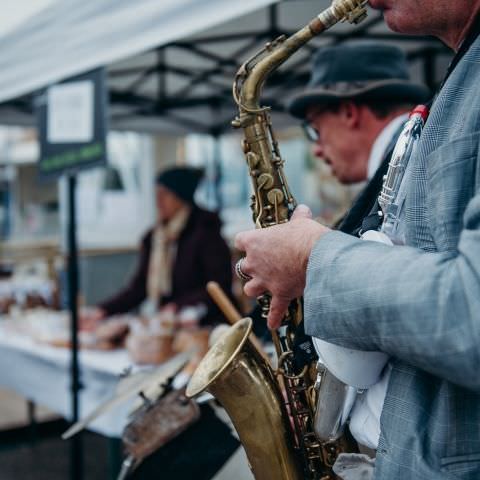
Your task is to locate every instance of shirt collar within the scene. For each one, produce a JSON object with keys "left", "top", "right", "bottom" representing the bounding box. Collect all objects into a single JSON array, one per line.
[{"left": 367, "top": 113, "right": 409, "bottom": 180}]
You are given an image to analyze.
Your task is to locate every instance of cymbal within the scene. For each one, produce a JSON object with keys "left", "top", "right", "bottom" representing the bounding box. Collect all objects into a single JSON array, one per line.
[{"left": 62, "top": 351, "right": 191, "bottom": 440}]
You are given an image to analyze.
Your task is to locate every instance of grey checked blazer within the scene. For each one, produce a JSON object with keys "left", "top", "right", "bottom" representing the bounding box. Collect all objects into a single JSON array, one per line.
[{"left": 304, "top": 37, "right": 480, "bottom": 479}]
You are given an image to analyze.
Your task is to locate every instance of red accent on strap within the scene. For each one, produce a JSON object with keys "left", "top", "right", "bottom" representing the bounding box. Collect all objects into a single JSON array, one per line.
[{"left": 409, "top": 104, "right": 430, "bottom": 122}]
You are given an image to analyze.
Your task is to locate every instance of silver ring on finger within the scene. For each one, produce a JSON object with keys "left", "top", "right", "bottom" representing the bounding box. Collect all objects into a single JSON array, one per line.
[{"left": 235, "top": 257, "right": 252, "bottom": 281}]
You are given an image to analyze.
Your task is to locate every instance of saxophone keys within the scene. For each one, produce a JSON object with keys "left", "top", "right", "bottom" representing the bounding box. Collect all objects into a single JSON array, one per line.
[
  {"left": 246, "top": 151, "right": 259, "bottom": 168},
  {"left": 258, "top": 172, "right": 274, "bottom": 189},
  {"left": 267, "top": 188, "right": 284, "bottom": 205},
  {"left": 272, "top": 155, "right": 284, "bottom": 167},
  {"left": 344, "top": 2, "right": 368, "bottom": 24}
]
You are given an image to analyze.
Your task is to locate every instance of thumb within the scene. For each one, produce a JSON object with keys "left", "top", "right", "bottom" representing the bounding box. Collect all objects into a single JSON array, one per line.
[
  {"left": 291, "top": 204, "right": 312, "bottom": 221},
  {"left": 267, "top": 296, "right": 290, "bottom": 330}
]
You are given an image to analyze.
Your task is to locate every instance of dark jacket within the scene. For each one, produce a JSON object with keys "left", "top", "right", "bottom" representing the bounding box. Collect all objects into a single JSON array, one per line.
[
  {"left": 336, "top": 155, "right": 390, "bottom": 236},
  {"left": 99, "top": 207, "right": 233, "bottom": 325}
]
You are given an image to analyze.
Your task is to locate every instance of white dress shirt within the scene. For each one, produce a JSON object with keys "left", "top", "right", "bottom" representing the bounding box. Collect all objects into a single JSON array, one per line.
[{"left": 367, "top": 113, "right": 409, "bottom": 180}]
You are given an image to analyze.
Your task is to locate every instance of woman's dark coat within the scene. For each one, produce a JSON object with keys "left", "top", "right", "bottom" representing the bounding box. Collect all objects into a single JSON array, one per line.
[{"left": 99, "top": 207, "right": 233, "bottom": 325}]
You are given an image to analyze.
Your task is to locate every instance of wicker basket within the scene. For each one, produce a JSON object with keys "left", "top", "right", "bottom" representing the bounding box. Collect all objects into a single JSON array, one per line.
[{"left": 126, "top": 332, "right": 174, "bottom": 365}]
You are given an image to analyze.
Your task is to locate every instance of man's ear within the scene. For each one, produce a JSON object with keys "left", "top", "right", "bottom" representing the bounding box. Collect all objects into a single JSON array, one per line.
[{"left": 340, "top": 101, "right": 361, "bottom": 129}]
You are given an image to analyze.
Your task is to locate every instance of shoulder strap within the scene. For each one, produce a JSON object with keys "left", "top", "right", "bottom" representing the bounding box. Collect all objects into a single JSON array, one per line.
[{"left": 337, "top": 122, "right": 404, "bottom": 236}]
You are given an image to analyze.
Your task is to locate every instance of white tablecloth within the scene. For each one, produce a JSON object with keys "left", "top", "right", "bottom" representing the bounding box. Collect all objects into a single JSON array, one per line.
[{"left": 0, "top": 321, "right": 134, "bottom": 437}]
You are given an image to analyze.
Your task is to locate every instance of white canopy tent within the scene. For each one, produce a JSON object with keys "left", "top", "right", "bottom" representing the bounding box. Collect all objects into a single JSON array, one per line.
[
  {"left": 0, "top": 0, "right": 450, "bottom": 134},
  {"left": 0, "top": 0, "right": 278, "bottom": 104},
  {"left": 0, "top": 0, "right": 56, "bottom": 39}
]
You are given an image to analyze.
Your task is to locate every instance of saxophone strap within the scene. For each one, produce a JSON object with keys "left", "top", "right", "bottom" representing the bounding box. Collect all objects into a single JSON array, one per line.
[
  {"left": 355, "top": 122, "right": 406, "bottom": 236},
  {"left": 293, "top": 320, "right": 318, "bottom": 370},
  {"left": 360, "top": 110, "right": 428, "bottom": 238},
  {"left": 335, "top": 153, "right": 389, "bottom": 236}
]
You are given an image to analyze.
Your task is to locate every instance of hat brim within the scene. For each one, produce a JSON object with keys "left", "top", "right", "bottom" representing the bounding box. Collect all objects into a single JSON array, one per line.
[{"left": 288, "top": 80, "right": 430, "bottom": 119}]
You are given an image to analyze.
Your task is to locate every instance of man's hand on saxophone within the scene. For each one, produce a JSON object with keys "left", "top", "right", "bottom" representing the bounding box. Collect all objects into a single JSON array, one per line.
[{"left": 234, "top": 204, "right": 329, "bottom": 329}]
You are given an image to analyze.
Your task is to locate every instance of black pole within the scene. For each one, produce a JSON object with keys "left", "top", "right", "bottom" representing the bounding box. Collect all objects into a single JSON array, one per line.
[
  {"left": 268, "top": 4, "right": 278, "bottom": 37},
  {"left": 66, "top": 173, "right": 83, "bottom": 480}
]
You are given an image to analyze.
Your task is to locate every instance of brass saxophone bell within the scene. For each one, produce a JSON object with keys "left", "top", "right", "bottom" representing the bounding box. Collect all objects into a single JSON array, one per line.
[{"left": 186, "top": 318, "right": 303, "bottom": 480}]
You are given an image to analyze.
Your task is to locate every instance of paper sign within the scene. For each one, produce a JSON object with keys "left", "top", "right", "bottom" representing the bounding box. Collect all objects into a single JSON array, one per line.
[{"left": 47, "top": 81, "right": 94, "bottom": 143}]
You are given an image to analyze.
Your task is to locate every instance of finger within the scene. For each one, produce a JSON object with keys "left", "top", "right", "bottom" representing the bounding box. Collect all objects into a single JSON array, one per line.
[
  {"left": 291, "top": 204, "right": 312, "bottom": 220},
  {"left": 234, "top": 230, "right": 253, "bottom": 251},
  {"left": 267, "top": 296, "right": 290, "bottom": 330},
  {"left": 239, "top": 256, "right": 253, "bottom": 277},
  {"left": 234, "top": 232, "right": 245, "bottom": 251},
  {"left": 243, "top": 278, "right": 266, "bottom": 298}
]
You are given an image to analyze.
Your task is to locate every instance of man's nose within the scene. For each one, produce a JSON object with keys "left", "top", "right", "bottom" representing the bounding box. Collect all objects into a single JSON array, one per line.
[{"left": 312, "top": 142, "right": 325, "bottom": 160}]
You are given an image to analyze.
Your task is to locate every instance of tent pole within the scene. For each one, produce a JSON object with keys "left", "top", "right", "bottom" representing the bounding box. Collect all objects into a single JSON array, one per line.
[{"left": 66, "top": 173, "right": 83, "bottom": 480}]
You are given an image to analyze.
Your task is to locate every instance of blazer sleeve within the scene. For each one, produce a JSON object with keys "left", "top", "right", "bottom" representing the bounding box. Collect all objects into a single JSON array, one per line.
[
  {"left": 304, "top": 193, "right": 480, "bottom": 392},
  {"left": 98, "top": 232, "right": 151, "bottom": 315}
]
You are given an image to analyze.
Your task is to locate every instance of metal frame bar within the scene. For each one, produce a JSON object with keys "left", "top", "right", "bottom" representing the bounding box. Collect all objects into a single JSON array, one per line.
[{"left": 0, "top": 1, "right": 452, "bottom": 135}]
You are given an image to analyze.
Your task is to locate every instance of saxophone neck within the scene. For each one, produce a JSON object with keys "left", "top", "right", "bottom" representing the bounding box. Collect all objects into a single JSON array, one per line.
[{"left": 233, "top": 0, "right": 368, "bottom": 112}]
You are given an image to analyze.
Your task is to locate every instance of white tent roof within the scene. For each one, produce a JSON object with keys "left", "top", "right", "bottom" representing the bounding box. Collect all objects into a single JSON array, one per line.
[
  {"left": 0, "top": 0, "right": 450, "bottom": 134},
  {"left": 0, "top": 0, "right": 277, "bottom": 104},
  {"left": 0, "top": 0, "right": 56, "bottom": 39}
]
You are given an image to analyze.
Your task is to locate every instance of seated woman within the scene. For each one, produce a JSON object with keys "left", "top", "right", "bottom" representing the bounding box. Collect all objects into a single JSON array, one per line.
[{"left": 83, "top": 165, "right": 233, "bottom": 329}]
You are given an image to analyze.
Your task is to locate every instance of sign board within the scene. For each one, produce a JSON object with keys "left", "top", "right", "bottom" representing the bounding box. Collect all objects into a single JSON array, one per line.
[{"left": 37, "top": 68, "right": 108, "bottom": 178}]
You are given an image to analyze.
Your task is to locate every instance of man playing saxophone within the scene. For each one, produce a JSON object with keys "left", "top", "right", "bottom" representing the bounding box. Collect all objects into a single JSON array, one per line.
[{"left": 235, "top": 1, "right": 480, "bottom": 478}]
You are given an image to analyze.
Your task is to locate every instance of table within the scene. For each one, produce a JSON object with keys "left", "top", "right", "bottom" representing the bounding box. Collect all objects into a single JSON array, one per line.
[
  {"left": 0, "top": 321, "right": 133, "bottom": 438},
  {"left": 0, "top": 320, "right": 254, "bottom": 480}
]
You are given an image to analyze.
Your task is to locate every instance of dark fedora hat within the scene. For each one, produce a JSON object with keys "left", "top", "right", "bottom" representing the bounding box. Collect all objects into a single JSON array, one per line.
[{"left": 288, "top": 43, "right": 430, "bottom": 119}]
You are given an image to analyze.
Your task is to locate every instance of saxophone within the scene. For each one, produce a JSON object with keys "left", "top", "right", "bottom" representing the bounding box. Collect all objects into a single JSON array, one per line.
[{"left": 187, "top": 2, "right": 368, "bottom": 479}]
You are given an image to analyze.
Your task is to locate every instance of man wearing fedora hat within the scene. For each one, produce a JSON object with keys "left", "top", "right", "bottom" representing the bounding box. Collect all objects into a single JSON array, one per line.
[{"left": 289, "top": 42, "right": 429, "bottom": 235}]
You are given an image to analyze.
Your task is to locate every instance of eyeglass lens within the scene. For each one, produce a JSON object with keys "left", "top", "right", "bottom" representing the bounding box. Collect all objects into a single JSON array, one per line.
[{"left": 302, "top": 122, "right": 319, "bottom": 142}]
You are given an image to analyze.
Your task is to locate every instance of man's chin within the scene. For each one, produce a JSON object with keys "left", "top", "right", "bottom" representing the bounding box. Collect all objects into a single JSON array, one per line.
[{"left": 369, "top": 2, "right": 404, "bottom": 33}]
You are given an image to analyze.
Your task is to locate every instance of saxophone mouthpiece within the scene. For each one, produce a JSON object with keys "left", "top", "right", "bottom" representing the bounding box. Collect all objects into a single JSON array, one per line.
[{"left": 332, "top": 0, "right": 368, "bottom": 24}]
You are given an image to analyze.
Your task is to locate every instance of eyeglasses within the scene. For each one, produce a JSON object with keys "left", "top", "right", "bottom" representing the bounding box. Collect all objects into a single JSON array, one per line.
[{"left": 302, "top": 121, "right": 319, "bottom": 143}]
